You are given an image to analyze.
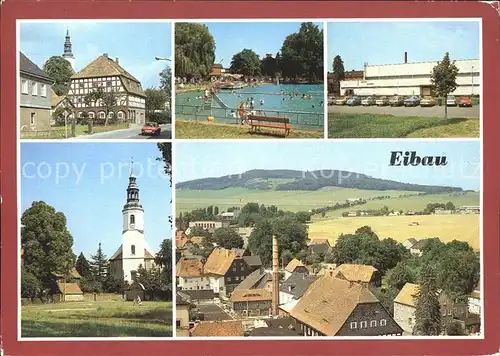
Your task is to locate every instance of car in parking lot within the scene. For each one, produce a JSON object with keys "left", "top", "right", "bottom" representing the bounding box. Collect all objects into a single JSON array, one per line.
[
  {"left": 375, "top": 96, "right": 389, "bottom": 106},
  {"left": 404, "top": 96, "right": 420, "bottom": 107},
  {"left": 389, "top": 95, "right": 404, "bottom": 106},
  {"left": 346, "top": 96, "right": 362, "bottom": 106},
  {"left": 458, "top": 96, "right": 472, "bottom": 107},
  {"left": 420, "top": 96, "right": 437, "bottom": 107},
  {"left": 361, "top": 96, "right": 375, "bottom": 106},
  {"left": 335, "top": 97, "right": 348, "bottom": 105},
  {"left": 446, "top": 95, "right": 457, "bottom": 106}
]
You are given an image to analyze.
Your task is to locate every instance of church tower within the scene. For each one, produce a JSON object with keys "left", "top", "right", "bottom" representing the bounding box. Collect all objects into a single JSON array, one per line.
[
  {"left": 121, "top": 162, "right": 146, "bottom": 283},
  {"left": 62, "top": 29, "right": 76, "bottom": 72}
]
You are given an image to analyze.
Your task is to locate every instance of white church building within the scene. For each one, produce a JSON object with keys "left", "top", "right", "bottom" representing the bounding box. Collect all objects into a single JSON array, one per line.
[
  {"left": 340, "top": 53, "right": 480, "bottom": 97},
  {"left": 109, "top": 168, "right": 156, "bottom": 283}
]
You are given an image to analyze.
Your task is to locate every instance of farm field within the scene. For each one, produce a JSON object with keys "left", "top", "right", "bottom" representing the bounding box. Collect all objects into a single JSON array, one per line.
[
  {"left": 308, "top": 214, "right": 480, "bottom": 250},
  {"left": 313, "top": 191, "right": 480, "bottom": 219},
  {"left": 21, "top": 300, "right": 172, "bottom": 337},
  {"left": 176, "top": 187, "right": 424, "bottom": 214},
  {"left": 176, "top": 187, "right": 479, "bottom": 215}
]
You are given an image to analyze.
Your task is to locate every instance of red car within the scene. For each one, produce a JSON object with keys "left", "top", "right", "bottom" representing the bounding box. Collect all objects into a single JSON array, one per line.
[
  {"left": 458, "top": 97, "right": 472, "bottom": 107},
  {"left": 141, "top": 122, "right": 161, "bottom": 136}
]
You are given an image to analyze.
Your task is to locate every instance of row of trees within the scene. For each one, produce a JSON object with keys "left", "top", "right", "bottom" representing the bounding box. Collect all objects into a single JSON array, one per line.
[{"left": 175, "top": 22, "right": 323, "bottom": 82}]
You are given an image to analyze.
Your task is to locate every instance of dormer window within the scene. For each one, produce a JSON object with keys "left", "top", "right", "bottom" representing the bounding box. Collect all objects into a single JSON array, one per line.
[{"left": 131, "top": 245, "right": 136, "bottom": 255}]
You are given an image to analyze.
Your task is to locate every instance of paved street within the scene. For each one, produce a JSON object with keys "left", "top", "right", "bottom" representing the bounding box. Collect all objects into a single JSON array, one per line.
[
  {"left": 328, "top": 105, "right": 479, "bottom": 119},
  {"left": 68, "top": 124, "right": 172, "bottom": 140}
]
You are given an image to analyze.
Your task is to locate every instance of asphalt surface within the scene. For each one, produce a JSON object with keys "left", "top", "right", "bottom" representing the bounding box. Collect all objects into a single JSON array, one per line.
[
  {"left": 68, "top": 124, "right": 172, "bottom": 140},
  {"left": 196, "top": 304, "right": 233, "bottom": 321},
  {"left": 328, "top": 104, "right": 479, "bottom": 119}
]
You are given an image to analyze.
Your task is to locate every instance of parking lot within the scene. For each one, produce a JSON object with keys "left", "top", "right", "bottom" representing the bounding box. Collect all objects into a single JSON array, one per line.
[
  {"left": 196, "top": 303, "right": 233, "bottom": 321},
  {"left": 328, "top": 104, "right": 479, "bottom": 119}
]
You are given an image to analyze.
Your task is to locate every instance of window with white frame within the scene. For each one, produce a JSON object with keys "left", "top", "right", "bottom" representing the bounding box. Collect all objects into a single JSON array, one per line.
[
  {"left": 108, "top": 111, "right": 114, "bottom": 119},
  {"left": 117, "top": 111, "right": 124, "bottom": 119},
  {"left": 370, "top": 320, "right": 377, "bottom": 327},
  {"left": 360, "top": 321, "right": 368, "bottom": 328},
  {"left": 88, "top": 112, "right": 95, "bottom": 119},
  {"left": 31, "top": 81, "right": 38, "bottom": 96},
  {"left": 99, "top": 111, "right": 105, "bottom": 119},
  {"left": 350, "top": 322, "right": 357, "bottom": 329},
  {"left": 40, "top": 84, "right": 47, "bottom": 97},
  {"left": 380, "top": 319, "right": 387, "bottom": 326},
  {"left": 21, "top": 80, "right": 28, "bottom": 94}
]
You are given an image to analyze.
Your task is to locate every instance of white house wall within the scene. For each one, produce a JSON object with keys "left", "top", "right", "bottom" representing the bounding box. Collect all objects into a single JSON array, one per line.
[{"left": 341, "top": 59, "right": 480, "bottom": 97}]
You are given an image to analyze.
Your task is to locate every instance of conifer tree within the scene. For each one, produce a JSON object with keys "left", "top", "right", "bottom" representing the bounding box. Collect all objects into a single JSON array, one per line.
[{"left": 414, "top": 265, "right": 442, "bottom": 335}]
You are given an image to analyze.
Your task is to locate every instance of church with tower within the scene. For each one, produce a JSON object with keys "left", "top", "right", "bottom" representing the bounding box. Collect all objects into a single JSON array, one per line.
[
  {"left": 62, "top": 29, "right": 76, "bottom": 72},
  {"left": 109, "top": 164, "right": 156, "bottom": 283}
]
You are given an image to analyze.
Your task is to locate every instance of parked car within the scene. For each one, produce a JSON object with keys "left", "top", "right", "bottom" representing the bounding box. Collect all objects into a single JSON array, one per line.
[
  {"left": 420, "top": 96, "right": 436, "bottom": 107},
  {"left": 335, "top": 97, "right": 348, "bottom": 105},
  {"left": 446, "top": 95, "right": 457, "bottom": 106},
  {"left": 346, "top": 96, "right": 362, "bottom": 106},
  {"left": 361, "top": 96, "right": 376, "bottom": 106},
  {"left": 404, "top": 96, "right": 420, "bottom": 107},
  {"left": 141, "top": 122, "right": 161, "bottom": 136},
  {"left": 458, "top": 96, "right": 472, "bottom": 107},
  {"left": 375, "top": 96, "right": 389, "bottom": 106},
  {"left": 389, "top": 95, "right": 404, "bottom": 106}
]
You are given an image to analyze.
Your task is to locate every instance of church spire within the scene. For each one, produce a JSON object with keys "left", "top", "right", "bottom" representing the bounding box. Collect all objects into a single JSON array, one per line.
[
  {"left": 62, "top": 28, "right": 76, "bottom": 72},
  {"left": 123, "top": 161, "right": 143, "bottom": 212}
]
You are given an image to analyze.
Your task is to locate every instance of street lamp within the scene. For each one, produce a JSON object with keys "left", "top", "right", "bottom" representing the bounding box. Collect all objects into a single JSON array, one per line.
[
  {"left": 155, "top": 57, "right": 171, "bottom": 61},
  {"left": 471, "top": 65, "right": 474, "bottom": 95}
]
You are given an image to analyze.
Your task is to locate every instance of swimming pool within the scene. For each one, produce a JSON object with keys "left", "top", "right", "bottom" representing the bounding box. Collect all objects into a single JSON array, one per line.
[{"left": 176, "top": 84, "right": 324, "bottom": 130}]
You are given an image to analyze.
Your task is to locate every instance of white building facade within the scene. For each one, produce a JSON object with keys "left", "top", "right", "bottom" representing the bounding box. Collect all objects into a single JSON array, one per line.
[{"left": 341, "top": 58, "right": 480, "bottom": 97}]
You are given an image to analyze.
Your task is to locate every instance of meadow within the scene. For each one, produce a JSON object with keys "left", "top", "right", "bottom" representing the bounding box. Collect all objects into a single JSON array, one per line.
[
  {"left": 176, "top": 187, "right": 479, "bottom": 215},
  {"left": 21, "top": 300, "right": 172, "bottom": 337},
  {"left": 308, "top": 214, "right": 480, "bottom": 250},
  {"left": 176, "top": 187, "right": 426, "bottom": 213}
]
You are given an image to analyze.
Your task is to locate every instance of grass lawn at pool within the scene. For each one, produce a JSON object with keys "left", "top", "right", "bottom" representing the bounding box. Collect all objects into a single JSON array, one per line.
[
  {"left": 21, "top": 300, "right": 172, "bottom": 337},
  {"left": 328, "top": 113, "right": 479, "bottom": 138},
  {"left": 308, "top": 214, "right": 480, "bottom": 250},
  {"left": 176, "top": 119, "right": 323, "bottom": 139},
  {"left": 22, "top": 123, "right": 130, "bottom": 140}
]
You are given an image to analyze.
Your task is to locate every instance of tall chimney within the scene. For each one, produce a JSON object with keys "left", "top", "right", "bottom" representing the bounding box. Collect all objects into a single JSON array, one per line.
[
  {"left": 272, "top": 234, "right": 280, "bottom": 316},
  {"left": 115, "top": 57, "right": 119, "bottom": 65},
  {"left": 404, "top": 52, "right": 408, "bottom": 64}
]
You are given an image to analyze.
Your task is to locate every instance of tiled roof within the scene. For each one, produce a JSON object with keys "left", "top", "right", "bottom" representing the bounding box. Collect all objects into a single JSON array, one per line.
[
  {"left": 53, "top": 267, "right": 82, "bottom": 279},
  {"left": 248, "top": 327, "right": 299, "bottom": 337},
  {"left": 51, "top": 89, "right": 65, "bottom": 107},
  {"left": 332, "top": 264, "right": 378, "bottom": 283},
  {"left": 19, "top": 52, "right": 54, "bottom": 82},
  {"left": 56, "top": 282, "right": 83, "bottom": 295},
  {"left": 204, "top": 247, "right": 241, "bottom": 276},
  {"left": 308, "top": 244, "right": 330, "bottom": 255},
  {"left": 71, "top": 54, "right": 145, "bottom": 97},
  {"left": 180, "top": 289, "right": 215, "bottom": 300},
  {"left": 243, "top": 255, "right": 262, "bottom": 267},
  {"left": 190, "top": 236, "right": 205, "bottom": 245},
  {"left": 191, "top": 320, "right": 244, "bottom": 337},
  {"left": 316, "top": 263, "right": 337, "bottom": 277},
  {"left": 411, "top": 239, "right": 431, "bottom": 250},
  {"left": 394, "top": 283, "right": 420, "bottom": 307},
  {"left": 176, "top": 257, "right": 204, "bottom": 278},
  {"left": 290, "top": 276, "right": 379, "bottom": 336},
  {"left": 109, "top": 245, "right": 155, "bottom": 260},
  {"left": 279, "top": 272, "right": 317, "bottom": 299},
  {"left": 234, "top": 269, "right": 271, "bottom": 291},
  {"left": 405, "top": 238, "right": 418, "bottom": 246},
  {"left": 285, "top": 258, "right": 306, "bottom": 273},
  {"left": 230, "top": 288, "right": 271, "bottom": 303},
  {"left": 176, "top": 231, "right": 189, "bottom": 248}
]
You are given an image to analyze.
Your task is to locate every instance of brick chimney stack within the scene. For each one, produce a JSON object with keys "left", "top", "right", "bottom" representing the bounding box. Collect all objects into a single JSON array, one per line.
[
  {"left": 116, "top": 57, "right": 119, "bottom": 65},
  {"left": 404, "top": 52, "right": 408, "bottom": 64},
  {"left": 272, "top": 235, "right": 280, "bottom": 316}
]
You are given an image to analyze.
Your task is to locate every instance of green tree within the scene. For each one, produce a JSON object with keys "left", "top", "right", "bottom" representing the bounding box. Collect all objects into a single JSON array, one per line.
[
  {"left": 260, "top": 54, "right": 279, "bottom": 77},
  {"left": 414, "top": 266, "right": 441, "bottom": 336},
  {"left": 75, "top": 252, "right": 92, "bottom": 278},
  {"left": 103, "top": 271, "right": 128, "bottom": 294},
  {"left": 430, "top": 52, "right": 459, "bottom": 119},
  {"left": 437, "top": 248, "right": 479, "bottom": 302},
  {"left": 43, "top": 56, "right": 74, "bottom": 95},
  {"left": 295, "top": 211, "right": 312, "bottom": 224},
  {"left": 230, "top": 49, "right": 261, "bottom": 76},
  {"left": 89, "top": 243, "right": 109, "bottom": 284},
  {"left": 332, "top": 55, "right": 345, "bottom": 81},
  {"left": 21, "top": 201, "right": 76, "bottom": 289},
  {"left": 280, "top": 22, "right": 323, "bottom": 81},
  {"left": 156, "top": 143, "right": 172, "bottom": 226},
  {"left": 175, "top": 23, "right": 215, "bottom": 80},
  {"left": 446, "top": 320, "right": 466, "bottom": 336},
  {"left": 145, "top": 88, "right": 169, "bottom": 117},
  {"left": 370, "top": 286, "right": 398, "bottom": 316},
  {"left": 155, "top": 239, "right": 173, "bottom": 286},
  {"left": 84, "top": 87, "right": 119, "bottom": 126},
  {"left": 213, "top": 228, "right": 244, "bottom": 249},
  {"left": 387, "top": 261, "right": 416, "bottom": 290},
  {"left": 21, "top": 267, "right": 43, "bottom": 299}
]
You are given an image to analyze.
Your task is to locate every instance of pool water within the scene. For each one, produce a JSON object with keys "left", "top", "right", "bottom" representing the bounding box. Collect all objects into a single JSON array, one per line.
[{"left": 176, "top": 84, "right": 325, "bottom": 130}]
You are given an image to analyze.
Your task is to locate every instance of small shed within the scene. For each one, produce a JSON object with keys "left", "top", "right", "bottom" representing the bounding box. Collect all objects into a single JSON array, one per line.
[
  {"left": 125, "top": 281, "right": 146, "bottom": 301},
  {"left": 54, "top": 282, "right": 84, "bottom": 302}
]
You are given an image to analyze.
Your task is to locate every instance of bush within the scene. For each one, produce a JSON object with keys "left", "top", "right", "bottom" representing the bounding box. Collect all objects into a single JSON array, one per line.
[{"left": 147, "top": 111, "right": 171, "bottom": 124}]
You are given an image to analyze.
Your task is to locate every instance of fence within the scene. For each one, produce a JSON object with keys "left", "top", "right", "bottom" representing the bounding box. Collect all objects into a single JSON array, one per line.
[
  {"left": 176, "top": 104, "right": 324, "bottom": 131},
  {"left": 20, "top": 129, "right": 68, "bottom": 139}
]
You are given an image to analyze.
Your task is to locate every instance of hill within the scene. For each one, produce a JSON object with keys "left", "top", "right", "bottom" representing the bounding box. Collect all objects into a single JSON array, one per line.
[{"left": 177, "top": 169, "right": 463, "bottom": 193}]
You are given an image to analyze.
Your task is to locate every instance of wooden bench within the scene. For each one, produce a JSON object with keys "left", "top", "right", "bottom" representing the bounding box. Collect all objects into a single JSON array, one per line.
[{"left": 247, "top": 115, "right": 292, "bottom": 137}]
